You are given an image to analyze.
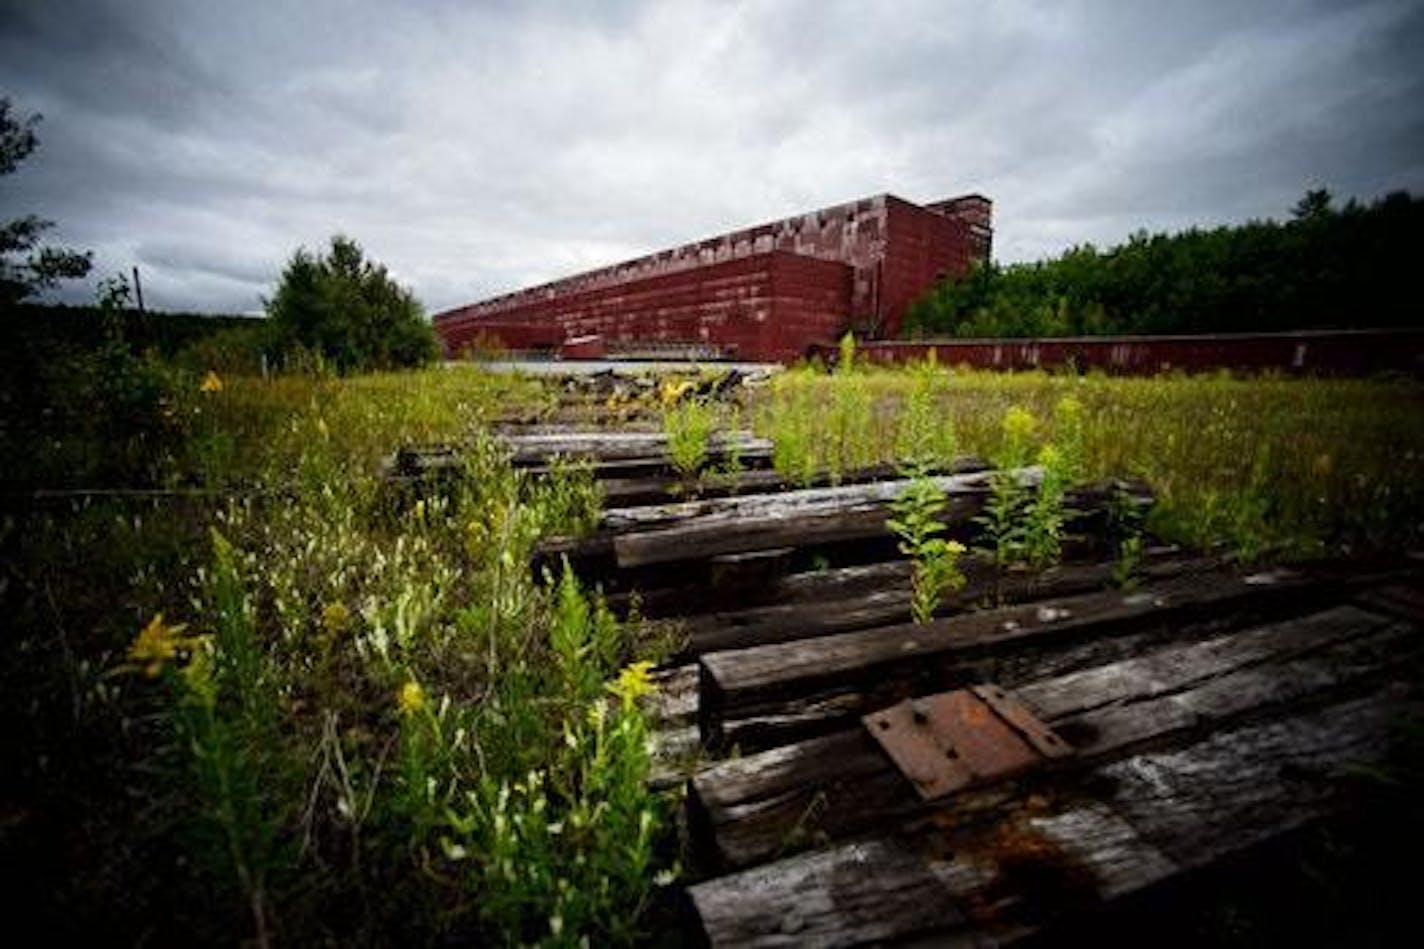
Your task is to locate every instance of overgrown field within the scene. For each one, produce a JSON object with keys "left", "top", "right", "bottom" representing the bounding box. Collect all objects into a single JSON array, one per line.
[
  {"left": 753, "top": 355, "right": 1424, "bottom": 560},
  {"left": 3, "top": 365, "right": 676, "bottom": 945},
  {"left": 3, "top": 354, "right": 1423, "bottom": 944}
]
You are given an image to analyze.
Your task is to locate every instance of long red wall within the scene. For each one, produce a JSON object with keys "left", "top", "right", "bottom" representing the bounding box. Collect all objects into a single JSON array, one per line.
[
  {"left": 438, "top": 251, "right": 851, "bottom": 361},
  {"left": 818, "top": 330, "right": 1424, "bottom": 376}
]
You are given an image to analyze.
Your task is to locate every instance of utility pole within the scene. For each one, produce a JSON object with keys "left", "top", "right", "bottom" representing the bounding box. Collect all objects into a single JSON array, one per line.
[{"left": 132, "top": 265, "right": 145, "bottom": 313}]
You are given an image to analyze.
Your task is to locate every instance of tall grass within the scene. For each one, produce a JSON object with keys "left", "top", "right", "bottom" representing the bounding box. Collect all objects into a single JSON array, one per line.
[
  {"left": 2, "top": 363, "right": 674, "bottom": 945},
  {"left": 755, "top": 363, "right": 1424, "bottom": 558}
]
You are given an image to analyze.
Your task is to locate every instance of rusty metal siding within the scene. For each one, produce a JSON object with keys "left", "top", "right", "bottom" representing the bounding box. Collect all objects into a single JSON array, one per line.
[{"left": 439, "top": 251, "right": 852, "bottom": 361}]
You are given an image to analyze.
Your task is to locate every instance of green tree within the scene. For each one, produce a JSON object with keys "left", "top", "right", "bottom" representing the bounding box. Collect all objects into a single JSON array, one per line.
[
  {"left": 265, "top": 235, "right": 438, "bottom": 371},
  {"left": 1292, "top": 188, "right": 1333, "bottom": 222},
  {"left": 1, "top": 98, "right": 92, "bottom": 304},
  {"left": 906, "top": 189, "right": 1423, "bottom": 338}
]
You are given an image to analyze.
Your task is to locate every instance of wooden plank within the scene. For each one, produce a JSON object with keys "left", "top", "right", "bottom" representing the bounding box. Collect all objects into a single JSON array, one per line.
[
  {"left": 1356, "top": 580, "right": 1424, "bottom": 625},
  {"left": 501, "top": 430, "right": 772, "bottom": 464},
  {"left": 599, "top": 457, "right": 990, "bottom": 508},
  {"left": 388, "top": 431, "right": 776, "bottom": 483},
  {"left": 601, "top": 466, "right": 1035, "bottom": 533},
  {"left": 647, "top": 663, "right": 700, "bottom": 727},
  {"left": 690, "top": 689, "right": 1419, "bottom": 946},
  {"left": 607, "top": 475, "right": 1152, "bottom": 569},
  {"left": 699, "top": 564, "right": 1329, "bottom": 749},
  {"left": 691, "top": 605, "right": 1413, "bottom": 869},
  {"left": 612, "top": 542, "right": 1193, "bottom": 620},
  {"left": 681, "top": 551, "right": 1209, "bottom": 656}
]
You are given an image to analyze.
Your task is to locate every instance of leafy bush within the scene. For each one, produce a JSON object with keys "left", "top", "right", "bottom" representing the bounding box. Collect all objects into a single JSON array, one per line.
[{"left": 266, "top": 235, "right": 439, "bottom": 373}]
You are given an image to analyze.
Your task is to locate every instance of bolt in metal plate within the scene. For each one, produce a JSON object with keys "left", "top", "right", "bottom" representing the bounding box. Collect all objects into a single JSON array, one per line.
[{"left": 970, "top": 684, "right": 1074, "bottom": 760}]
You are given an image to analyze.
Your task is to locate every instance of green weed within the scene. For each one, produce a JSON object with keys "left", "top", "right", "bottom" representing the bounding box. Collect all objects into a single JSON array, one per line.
[
  {"left": 663, "top": 396, "right": 716, "bottom": 479},
  {"left": 888, "top": 461, "right": 968, "bottom": 624}
]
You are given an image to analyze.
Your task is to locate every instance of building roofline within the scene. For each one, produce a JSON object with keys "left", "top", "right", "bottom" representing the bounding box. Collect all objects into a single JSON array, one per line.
[{"left": 436, "top": 190, "right": 984, "bottom": 321}]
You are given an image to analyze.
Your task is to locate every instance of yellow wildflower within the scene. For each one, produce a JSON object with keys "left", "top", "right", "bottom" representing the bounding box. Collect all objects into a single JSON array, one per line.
[
  {"left": 200, "top": 370, "right": 224, "bottom": 393},
  {"left": 606, "top": 660, "right": 656, "bottom": 705},
  {"left": 398, "top": 680, "right": 427, "bottom": 717},
  {"left": 127, "top": 613, "right": 204, "bottom": 678},
  {"left": 321, "top": 602, "right": 350, "bottom": 635},
  {"left": 1003, "top": 405, "right": 1036, "bottom": 444},
  {"left": 660, "top": 379, "right": 694, "bottom": 406}
]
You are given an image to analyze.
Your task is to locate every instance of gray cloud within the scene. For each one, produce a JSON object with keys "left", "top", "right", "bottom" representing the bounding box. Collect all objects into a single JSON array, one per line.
[{"left": 1, "top": 0, "right": 1420, "bottom": 314}]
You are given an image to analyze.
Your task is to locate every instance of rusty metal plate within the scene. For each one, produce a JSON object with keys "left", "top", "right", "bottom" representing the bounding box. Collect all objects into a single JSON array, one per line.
[
  {"left": 971, "top": 684, "right": 1074, "bottom": 760},
  {"left": 863, "top": 690, "right": 1039, "bottom": 800}
]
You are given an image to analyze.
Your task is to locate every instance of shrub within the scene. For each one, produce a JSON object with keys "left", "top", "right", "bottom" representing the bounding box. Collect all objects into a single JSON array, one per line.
[{"left": 266, "top": 235, "right": 438, "bottom": 373}]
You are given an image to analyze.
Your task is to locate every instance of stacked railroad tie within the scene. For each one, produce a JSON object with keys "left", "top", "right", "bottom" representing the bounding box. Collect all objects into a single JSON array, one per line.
[{"left": 389, "top": 426, "right": 1424, "bottom": 945}]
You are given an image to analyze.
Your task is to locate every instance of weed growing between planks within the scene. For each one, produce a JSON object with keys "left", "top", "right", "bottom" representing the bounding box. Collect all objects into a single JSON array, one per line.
[
  {"left": 887, "top": 462, "right": 968, "bottom": 624},
  {"left": 888, "top": 362, "right": 968, "bottom": 622},
  {"left": 3, "top": 363, "right": 680, "bottom": 945},
  {"left": 662, "top": 395, "right": 716, "bottom": 480}
]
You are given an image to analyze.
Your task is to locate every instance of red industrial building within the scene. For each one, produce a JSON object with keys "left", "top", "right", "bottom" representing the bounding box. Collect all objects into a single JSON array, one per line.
[{"left": 433, "top": 192, "right": 992, "bottom": 362}]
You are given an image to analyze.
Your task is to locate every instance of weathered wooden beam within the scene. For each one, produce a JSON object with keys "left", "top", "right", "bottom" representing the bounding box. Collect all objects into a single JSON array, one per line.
[
  {"left": 679, "top": 549, "right": 1208, "bottom": 656},
  {"left": 644, "top": 664, "right": 705, "bottom": 790},
  {"left": 689, "top": 687, "right": 1421, "bottom": 946},
  {"left": 606, "top": 474, "right": 1150, "bottom": 568},
  {"left": 691, "top": 603, "right": 1414, "bottom": 870},
  {"left": 502, "top": 430, "right": 769, "bottom": 462},
  {"left": 600, "top": 465, "right": 1032, "bottom": 532},
  {"left": 528, "top": 468, "right": 1150, "bottom": 598},
  {"left": 703, "top": 561, "right": 1424, "bottom": 746},
  {"left": 697, "top": 564, "right": 1385, "bottom": 751},
  {"left": 598, "top": 457, "right": 990, "bottom": 508},
  {"left": 386, "top": 430, "right": 776, "bottom": 484}
]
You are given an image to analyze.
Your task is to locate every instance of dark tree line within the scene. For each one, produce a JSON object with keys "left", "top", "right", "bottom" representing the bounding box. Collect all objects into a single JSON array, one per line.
[{"left": 904, "top": 190, "right": 1424, "bottom": 338}]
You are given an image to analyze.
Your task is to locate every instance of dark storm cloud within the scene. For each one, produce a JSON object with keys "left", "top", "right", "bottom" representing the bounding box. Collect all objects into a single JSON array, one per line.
[{"left": 1, "top": 0, "right": 1420, "bottom": 314}]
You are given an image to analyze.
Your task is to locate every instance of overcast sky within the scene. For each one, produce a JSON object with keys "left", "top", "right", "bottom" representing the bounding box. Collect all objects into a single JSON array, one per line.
[{"left": 2, "top": 0, "right": 1421, "bottom": 315}]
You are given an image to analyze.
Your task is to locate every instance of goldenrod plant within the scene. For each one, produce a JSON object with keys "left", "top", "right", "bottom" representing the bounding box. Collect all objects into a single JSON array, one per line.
[
  {"left": 977, "top": 405, "right": 1038, "bottom": 573},
  {"left": 888, "top": 460, "right": 968, "bottom": 623},
  {"left": 662, "top": 395, "right": 716, "bottom": 479}
]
